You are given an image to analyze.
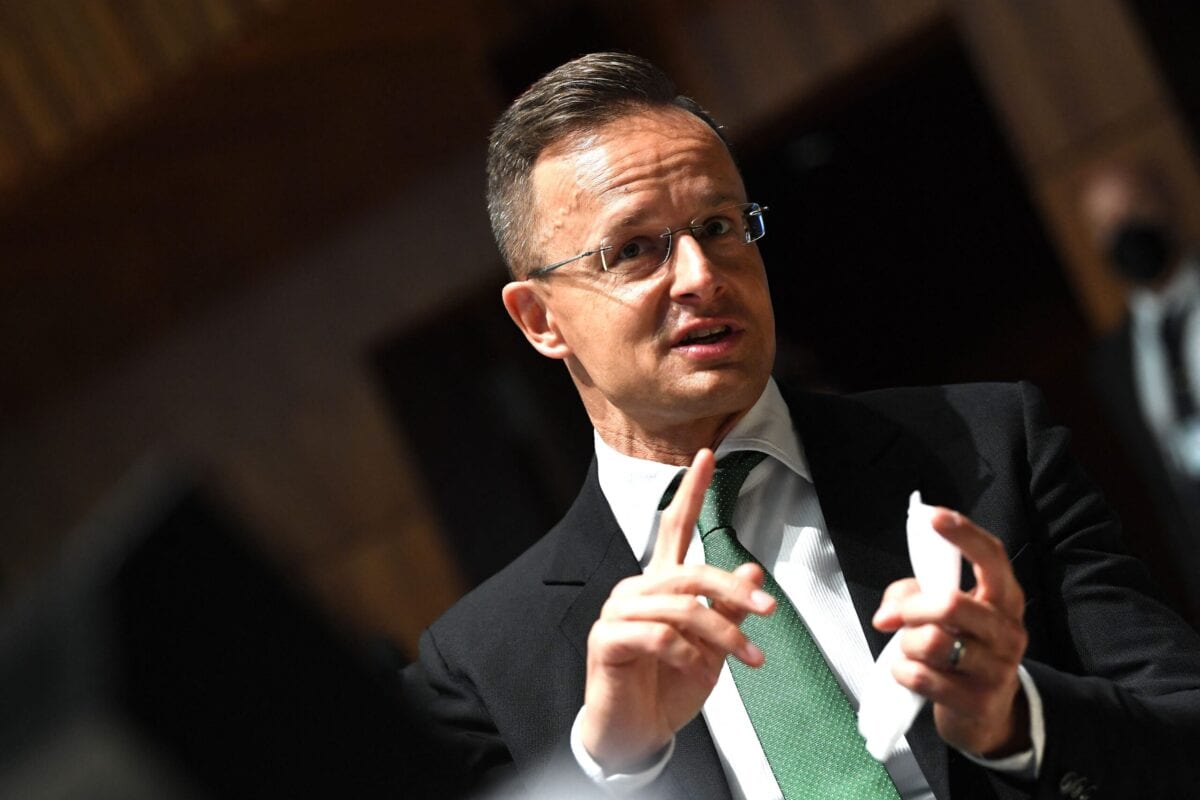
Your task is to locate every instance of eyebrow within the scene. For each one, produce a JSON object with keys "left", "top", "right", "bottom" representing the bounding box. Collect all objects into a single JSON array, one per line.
[{"left": 605, "top": 191, "right": 745, "bottom": 231}]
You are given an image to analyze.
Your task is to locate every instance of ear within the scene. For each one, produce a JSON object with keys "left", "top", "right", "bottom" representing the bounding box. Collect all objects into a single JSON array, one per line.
[{"left": 501, "top": 281, "right": 571, "bottom": 360}]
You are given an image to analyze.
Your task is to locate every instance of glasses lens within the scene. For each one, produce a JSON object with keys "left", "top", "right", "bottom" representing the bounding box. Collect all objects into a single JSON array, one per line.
[
  {"left": 744, "top": 203, "right": 766, "bottom": 243},
  {"left": 600, "top": 232, "right": 672, "bottom": 274},
  {"left": 597, "top": 204, "right": 766, "bottom": 275}
]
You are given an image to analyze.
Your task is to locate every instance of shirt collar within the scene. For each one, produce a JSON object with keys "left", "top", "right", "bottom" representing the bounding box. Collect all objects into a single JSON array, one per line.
[{"left": 594, "top": 377, "right": 810, "bottom": 563}]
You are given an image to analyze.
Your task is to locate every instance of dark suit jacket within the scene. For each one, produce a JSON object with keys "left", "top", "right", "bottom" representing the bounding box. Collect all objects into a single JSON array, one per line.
[{"left": 405, "top": 382, "right": 1200, "bottom": 799}]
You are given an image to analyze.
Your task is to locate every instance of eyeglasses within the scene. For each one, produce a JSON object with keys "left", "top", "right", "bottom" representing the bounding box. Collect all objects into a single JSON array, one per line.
[{"left": 527, "top": 202, "right": 767, "bottom": 280}]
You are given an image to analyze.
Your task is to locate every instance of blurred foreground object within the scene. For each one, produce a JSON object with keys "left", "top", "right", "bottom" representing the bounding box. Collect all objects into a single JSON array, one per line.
[
  {"left": 1085, "top": 161, "right": 1200, "bottom": 617},
  {"left": 0, "top": 461, "right": 464, "bottom": 798}
]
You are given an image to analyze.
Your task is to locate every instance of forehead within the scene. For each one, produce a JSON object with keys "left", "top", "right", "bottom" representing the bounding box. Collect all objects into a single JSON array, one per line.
[{"left": 530, "top": 108, "right": 744, "bottom": 238}]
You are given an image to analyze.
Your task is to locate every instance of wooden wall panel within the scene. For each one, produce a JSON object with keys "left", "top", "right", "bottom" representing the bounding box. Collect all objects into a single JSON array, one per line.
[
  {"left": 0, "top": 0, "right": 282, "bottom": 194},
  {"left": 954, "top": 0, "right": 1200, "bottom": 331},
  {"left": 640, "top": 0, "right": 945, "bottom": 136},
  {"left": 0, "top": 155, "right": 489, "bottom": 651}
]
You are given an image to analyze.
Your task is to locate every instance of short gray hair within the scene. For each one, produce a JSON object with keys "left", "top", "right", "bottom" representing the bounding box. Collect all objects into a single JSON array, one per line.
[{"left": 486, "top": 52, "right": 730, "bottom": 278}]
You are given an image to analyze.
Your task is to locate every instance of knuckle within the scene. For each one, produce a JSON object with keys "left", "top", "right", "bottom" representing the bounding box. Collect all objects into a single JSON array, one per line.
[
  {"left": 721, "top": 571, "right": 747, "bottom": 600},
  {"left": 923, "top": 626, "right": 948, "bottom": 657},
  {"left": 679, "top": 645, "right": 703, "bottom": 673},
  {"left": 719, "top": 622, "right": 746, "bottom": 652},
  {"left": 649, "top": 624, "right": 676, "bottom": 651},
  {"left": 586, "top": 620, "right": 613, "bottom": 650},
  {"left": 902, "top": 626, "right": 936, "bottom": 659},
  {"left": 942, "top": 592, "right": 965, "bottom": 618},
  {"left": 611, "top": 575, "right": 641, "bottom": 598},
  {"left": 670, "top": 594, "right": 700, "bottom": 613},
  {"left": 908, "top": 665, "right": 935, "bottom": 694},
  {"left": 599, "top": 598, "right": 620, "bottom": 619},
  {"left": 900, "top": 633, "right": 924, "bottom": 661}
]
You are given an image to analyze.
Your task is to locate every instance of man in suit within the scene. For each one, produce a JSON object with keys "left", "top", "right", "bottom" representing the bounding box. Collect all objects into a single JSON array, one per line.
[
  {"left": 404, "top": 53, "right": 1200, "bottom": 799},
  {"left": 1085, "top": 161, "right": 1200, "bottom": 619}
]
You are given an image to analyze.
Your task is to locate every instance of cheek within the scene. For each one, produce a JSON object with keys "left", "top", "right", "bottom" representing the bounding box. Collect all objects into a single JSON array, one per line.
[
  {"left": 612, "top": 278, "right": 673, "bottom": 329},
  {"left": 554, "top": 278, "right": 673, "bottom": 359},
  {"left": 556, "top": 294, "right": 636, "bottom": 355}
]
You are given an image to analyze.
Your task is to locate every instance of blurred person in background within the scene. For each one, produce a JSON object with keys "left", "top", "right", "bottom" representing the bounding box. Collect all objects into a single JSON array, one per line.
[
  {"left": 1086, "top": 161, "right": 1200, "bottom": 616},
  {"left": 404, "top": 54, "right": 1200, "bottom": 799}
]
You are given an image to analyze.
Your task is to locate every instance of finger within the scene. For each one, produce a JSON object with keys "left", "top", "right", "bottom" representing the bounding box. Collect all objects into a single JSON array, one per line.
[
  {"left": 930, "top": 509, "right": 1023, "bottom": 613},
  {"left": 890, "top": 658, "right": 985, "bottom": 713},
  {"left": 892, "top": 592, "right": 1027, "bottom": 660},
  {"left": 890, "top": 656, "right": 1022, "bottom": 719},
  {"left": 897, "top": 627, "right": 1013, "bottom": 683},
  {"left": 589, "top": 620, "right": 720, "bottom": 681},
  {"left": 617, "top": 563, "right": 775, "bottom": 617},
  {"left": 650, "top": 449, "right": 715, "bottom": 570},
  {"left": 733, "top": 561, "right": 765, "bottom": 584},
  {"left": 711, "top": 563, "right": 768, "bottom": 623},
  {"left": 872, "top": 578, "right": 921, "bottom": 630},
  {"left": 601, "top": 594, "right": 765, "bottom": 666}
]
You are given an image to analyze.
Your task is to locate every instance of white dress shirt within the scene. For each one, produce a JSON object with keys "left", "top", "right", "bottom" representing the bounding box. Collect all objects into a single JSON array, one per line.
[{"left": 570, "top": 379, "right": 1043, "bottom": 798}]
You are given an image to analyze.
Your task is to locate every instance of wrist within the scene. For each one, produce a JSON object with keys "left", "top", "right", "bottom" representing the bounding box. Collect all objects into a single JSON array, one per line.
[
  {"left": 979, "top": 683, "right": 1031, "bottom": 758},
  {"left": 580, "top": 708, "right": 672, "bottom": 774},
  {"left": 572, "top": 705, "right": 676, "bottom": 792}
]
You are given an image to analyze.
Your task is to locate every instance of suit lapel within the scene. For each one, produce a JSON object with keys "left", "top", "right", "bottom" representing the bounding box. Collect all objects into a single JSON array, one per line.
[
  {"left": 785, "top": 387, "right": 992, "bottom": 800},
  {"left": 544, "top": 461, "right": 639, "bottom": 660},
  {"left": 787, "top": 389, "right": 917, "bottom": 657},
  {"left": 542, "top": 461, "right": 733, "bottom": 800}
]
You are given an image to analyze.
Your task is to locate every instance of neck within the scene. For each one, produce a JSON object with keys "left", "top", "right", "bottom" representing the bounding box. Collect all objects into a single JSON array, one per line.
[{"left": 591, "top": 407, "right": 750, "bottom": 465}]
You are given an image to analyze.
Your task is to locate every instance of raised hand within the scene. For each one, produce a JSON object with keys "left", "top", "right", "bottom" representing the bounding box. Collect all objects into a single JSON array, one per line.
[
  {"left": 580, "top": 448, "right": 776, "bottom": 772},
  {"left": 873, "top": 508, "right": 1030, "bottom": 758}
]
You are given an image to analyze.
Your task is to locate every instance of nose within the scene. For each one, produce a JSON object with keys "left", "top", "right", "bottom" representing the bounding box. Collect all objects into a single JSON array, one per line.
[{"left": 668, "top": 230, "right": 723, "bottom": 304}]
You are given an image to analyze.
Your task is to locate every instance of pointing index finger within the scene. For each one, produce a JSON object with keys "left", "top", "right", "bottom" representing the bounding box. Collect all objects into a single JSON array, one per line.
[{"left": 649, "top": 448, "right": 714, "bottom": 571}]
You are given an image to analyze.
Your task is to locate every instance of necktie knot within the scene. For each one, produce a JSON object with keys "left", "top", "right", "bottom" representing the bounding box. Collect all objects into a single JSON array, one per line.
[{"left": 698, "top": 450, "right": 766, "bottom": 539}]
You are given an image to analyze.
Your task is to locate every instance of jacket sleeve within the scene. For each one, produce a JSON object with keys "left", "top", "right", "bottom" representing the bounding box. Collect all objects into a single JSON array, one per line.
[
  {"left": 401, "top": 626, "right": 519, "bottom": 797},
  {"left": 402, "top": 624, "right": 612, "bottom": 798},
  {"left": 1017, "top": 381, "right": 1200, "bottom": 799}
]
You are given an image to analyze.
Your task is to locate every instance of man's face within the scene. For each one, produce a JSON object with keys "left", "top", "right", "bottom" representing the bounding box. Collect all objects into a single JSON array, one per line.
[{"left": 503, "top": 108, "right": 776, "bottom": 439}]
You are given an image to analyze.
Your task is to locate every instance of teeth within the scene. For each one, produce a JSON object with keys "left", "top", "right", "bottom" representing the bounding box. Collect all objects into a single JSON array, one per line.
[{"left": 683, "top": 325, "right": 729, "bottom": 342}]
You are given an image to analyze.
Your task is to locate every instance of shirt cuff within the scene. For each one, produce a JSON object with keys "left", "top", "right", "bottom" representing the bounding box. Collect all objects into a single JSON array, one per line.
[
  {"left": 957, "top": 664, "right": 1045, "bottom": 780},
  {"left": 570, "top": 705, "right": 675, "bottom": 796}
]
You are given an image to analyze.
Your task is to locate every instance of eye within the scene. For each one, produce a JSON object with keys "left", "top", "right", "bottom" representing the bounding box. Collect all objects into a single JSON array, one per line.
[
  {"left": 615, "top": 239, "right": 649, "bottom": 261},
  {"left": 605, "top": 235, "right": 666, "bottom": 273},
  {"left": 698, "top": 214, "right": 736, "bottom": 238}
]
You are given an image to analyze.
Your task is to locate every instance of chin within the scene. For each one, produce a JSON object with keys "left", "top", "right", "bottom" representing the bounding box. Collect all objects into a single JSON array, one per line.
[{"left": 668, "top": 370, "right": 768, "bottom": 415}]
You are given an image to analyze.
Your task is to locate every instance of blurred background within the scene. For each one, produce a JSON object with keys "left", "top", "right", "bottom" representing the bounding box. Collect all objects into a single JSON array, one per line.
[{"left": 3, "top": 0, "right": 1200, "bottom": 680}]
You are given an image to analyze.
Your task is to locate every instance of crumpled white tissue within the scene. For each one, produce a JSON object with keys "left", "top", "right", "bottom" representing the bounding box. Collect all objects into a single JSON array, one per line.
[{"left": 856, "top": 491, "right": 962, "bottom": 761}]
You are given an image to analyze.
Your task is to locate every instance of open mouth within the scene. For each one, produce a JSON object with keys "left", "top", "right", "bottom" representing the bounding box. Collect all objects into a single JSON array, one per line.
[{"left": 677, "top": 325, "right": 733, "bottom": 346}]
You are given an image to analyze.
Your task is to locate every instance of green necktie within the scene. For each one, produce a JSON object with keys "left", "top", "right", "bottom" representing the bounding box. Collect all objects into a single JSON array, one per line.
[{"left": 691, "top": 451, "right": 901, "bottom": 800}]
